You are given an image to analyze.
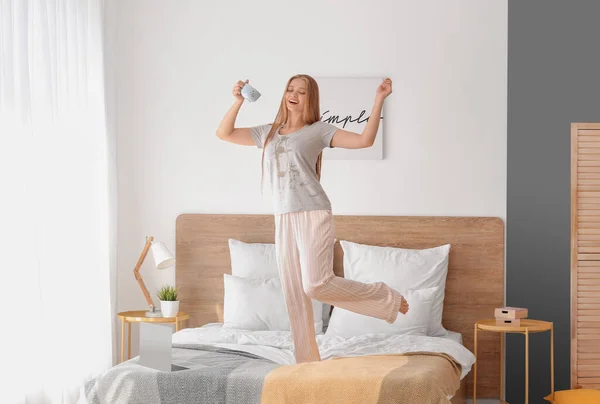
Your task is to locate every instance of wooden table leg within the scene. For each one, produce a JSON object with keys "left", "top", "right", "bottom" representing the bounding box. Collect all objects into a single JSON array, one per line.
[
  {"left": 473, "top": 324, "right": 478, "bottom": 404},
  {"left": 551, "top": 325, "right": 554, "bottom": 402},
  {"left": 120, "top": 318, "right": 125, "bottom": 363},
  {"left": 525, "top": 328, "right": 529, "bottom": 404},
  {"left": 127, "top": 322, "right": 132, "bottom": 359},
  {"left": 500, "top": 331, "right": 504, "bottom": 403}
]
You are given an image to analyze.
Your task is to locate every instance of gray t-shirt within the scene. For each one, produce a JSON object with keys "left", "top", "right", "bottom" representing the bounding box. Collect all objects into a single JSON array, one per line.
[{"left": 250, "top": 120, "right": 339, "bottom": 215}]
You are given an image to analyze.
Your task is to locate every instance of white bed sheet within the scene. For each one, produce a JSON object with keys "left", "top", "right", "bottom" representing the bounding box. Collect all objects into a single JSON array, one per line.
[
  {"left": 442, "top": 329, "right": 463, "bottom": 345},
  {"left": 172, "top": 323, "right": 473, "bottom": 379}
]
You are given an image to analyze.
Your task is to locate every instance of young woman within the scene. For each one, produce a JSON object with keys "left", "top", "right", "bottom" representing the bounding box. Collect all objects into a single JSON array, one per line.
[{"left": 216, "top": 74, "right": 409, "bottom": 363}]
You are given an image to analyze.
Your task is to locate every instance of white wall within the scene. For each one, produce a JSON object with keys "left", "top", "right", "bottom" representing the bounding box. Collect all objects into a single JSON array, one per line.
[
  {"left": 114, "top": 0, "right": 507, "bottom": 357},
  {"left": 103, "top": 0, "right": 120, "bottom": 366}
]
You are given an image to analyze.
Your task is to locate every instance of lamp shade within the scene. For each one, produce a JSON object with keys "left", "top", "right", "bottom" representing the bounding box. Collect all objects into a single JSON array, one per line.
[{"left": 150, "top": 241, "right": 176, "bottom": 270}]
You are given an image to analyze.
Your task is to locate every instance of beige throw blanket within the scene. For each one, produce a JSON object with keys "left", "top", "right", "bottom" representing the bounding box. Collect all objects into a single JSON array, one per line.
[{"left": 260, "top": 352, "right": 461, "bottom": 404}]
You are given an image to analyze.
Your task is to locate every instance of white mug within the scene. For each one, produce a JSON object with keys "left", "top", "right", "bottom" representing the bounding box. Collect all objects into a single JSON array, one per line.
[{"left": 241, "top": 83, "right": 261, "bottom": 102}]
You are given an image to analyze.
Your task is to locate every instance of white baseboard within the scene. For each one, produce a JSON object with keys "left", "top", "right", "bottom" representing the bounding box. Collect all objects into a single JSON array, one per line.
[{"left": 466, "top": 399, "right": 498, "bottom": 404}]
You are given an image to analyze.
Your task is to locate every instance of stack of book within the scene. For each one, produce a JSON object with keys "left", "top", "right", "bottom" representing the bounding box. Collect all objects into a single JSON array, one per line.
[{"left": 494, "top": 306, "right": 528, "bottom": 326}]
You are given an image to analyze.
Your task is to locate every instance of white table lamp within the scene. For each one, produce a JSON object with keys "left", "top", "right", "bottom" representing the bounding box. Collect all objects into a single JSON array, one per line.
[
  {"left": 133, "top": 236, "right": 176, "bottom": 317},
  {"left": 151, "top": 241, "right": 176, "bottom": 269}
]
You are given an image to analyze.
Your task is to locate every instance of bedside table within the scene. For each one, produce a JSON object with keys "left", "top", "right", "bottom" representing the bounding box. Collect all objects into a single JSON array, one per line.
[
  {"left": 473, "top": 318, "right": 554, "bottom": 404},
  {"left": 117, "top": 310, "right": 190, "bottom": 363}
]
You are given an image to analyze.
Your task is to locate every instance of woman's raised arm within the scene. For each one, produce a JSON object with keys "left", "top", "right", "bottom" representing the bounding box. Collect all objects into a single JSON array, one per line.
[
  {"left": 330, "top": 78, "right": 392, "bottom": 149},
  {"left": 216, "top": 79, "right": 255, "bottom": 146}
]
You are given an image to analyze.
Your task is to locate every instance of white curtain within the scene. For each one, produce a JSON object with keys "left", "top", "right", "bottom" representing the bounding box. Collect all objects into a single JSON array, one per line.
[{"left": 0, "top": 1, "right": 116, "bottom": 403}]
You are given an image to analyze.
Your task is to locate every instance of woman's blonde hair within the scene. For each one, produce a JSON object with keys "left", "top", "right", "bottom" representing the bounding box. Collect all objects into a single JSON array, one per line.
[{"left": 261, "top": 74, "right": 324, "bottom": 182}]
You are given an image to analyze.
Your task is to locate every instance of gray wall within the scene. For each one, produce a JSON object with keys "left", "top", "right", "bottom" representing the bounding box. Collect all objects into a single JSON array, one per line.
[{"left": 507, "top": 0, "right": 600, "bottom": 401}]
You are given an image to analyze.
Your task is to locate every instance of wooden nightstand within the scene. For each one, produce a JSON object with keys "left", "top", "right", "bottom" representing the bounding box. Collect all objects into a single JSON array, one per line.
[
  {"left": 473, "top": 318, "right": 554, "bottom": 404},
  {"left": 117, "top": 310, "right": 190, "bottom": 363}
]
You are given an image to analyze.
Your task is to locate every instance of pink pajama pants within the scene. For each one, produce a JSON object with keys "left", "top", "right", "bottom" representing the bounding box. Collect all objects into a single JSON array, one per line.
[{"left": 274, "top": 210, "right": 403, "bottom": 363}]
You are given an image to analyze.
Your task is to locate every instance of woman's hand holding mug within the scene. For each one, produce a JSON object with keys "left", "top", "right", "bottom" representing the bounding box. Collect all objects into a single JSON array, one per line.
[
  {"left": 233, "top": 79, "right": 248, "bottom": 103},
  {"left": 233, "top": 79, "right": 261, "bottom": 103}
]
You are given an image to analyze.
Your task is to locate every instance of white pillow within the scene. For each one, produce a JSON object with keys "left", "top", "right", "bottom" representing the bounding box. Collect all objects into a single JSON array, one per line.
[
  {"left": 228, "top": 238, "right": 332, "bottom": 328},
  {"left": 228, "top": 238, "right": 278, "bottom": 279},
  {"left": 222, "top": 274, "right": 324, "bottom": 333},
  {"left": 325, "top": 287, "right": 438, "bottom": 338},
  {"left": 340, "top": 240, "right": 450, "bottom": 337}
]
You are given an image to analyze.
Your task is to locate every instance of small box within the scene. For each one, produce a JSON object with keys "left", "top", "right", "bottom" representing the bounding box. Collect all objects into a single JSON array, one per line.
[
  {"left": 496, "top": 318, "right": 521, "bottom": 326},
  {"left": 494, "top": 307, "right": 528, "bottom": 319}
]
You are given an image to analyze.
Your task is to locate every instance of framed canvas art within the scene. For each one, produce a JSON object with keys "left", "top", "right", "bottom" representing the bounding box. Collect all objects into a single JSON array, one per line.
[{"left": 316, "top": 77, "right": 384, "bottom": 160}]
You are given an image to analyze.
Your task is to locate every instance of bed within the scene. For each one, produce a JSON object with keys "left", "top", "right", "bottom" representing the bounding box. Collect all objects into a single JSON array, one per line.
[{"left": 82, "top": 214, "right": 504, "bottom": 403}]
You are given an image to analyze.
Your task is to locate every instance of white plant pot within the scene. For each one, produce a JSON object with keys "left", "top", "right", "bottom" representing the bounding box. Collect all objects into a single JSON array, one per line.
[{"left": 160, "top": 300, "right": 179, "bottom": 318}]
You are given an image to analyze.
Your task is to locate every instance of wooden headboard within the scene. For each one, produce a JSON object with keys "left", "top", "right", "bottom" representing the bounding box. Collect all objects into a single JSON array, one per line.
[{"left": 176, "top": 214, "right": 504, "bottom": 398}]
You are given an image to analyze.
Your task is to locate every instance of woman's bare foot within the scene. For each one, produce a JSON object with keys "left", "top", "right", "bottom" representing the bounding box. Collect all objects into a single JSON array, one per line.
[{"left": 399, "top": 296, "right": 409, "bottom": 314}]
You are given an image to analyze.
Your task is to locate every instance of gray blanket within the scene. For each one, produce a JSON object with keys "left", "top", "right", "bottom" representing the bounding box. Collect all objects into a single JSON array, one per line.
[{"left": 83, "top": 344, "right": 281, "bottom": 404}]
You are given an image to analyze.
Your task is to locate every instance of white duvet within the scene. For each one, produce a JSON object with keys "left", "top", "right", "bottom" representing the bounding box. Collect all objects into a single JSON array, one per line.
[{"left": 172, "top": 323, "right": 475, "bottom": 379}]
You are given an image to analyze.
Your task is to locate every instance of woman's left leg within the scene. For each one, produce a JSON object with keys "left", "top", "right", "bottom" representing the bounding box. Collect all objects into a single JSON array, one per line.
[
  {"left": 291, "top": 210, "right": 404, "bottom": 324},
  {"left": 274, "top": 213, "right": 321, "bottom": 364}
]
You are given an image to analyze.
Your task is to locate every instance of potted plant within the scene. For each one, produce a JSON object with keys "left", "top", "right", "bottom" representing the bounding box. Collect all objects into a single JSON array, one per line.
[{"left": 157, "top": 285, "right": 179, "bottom": 318}]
